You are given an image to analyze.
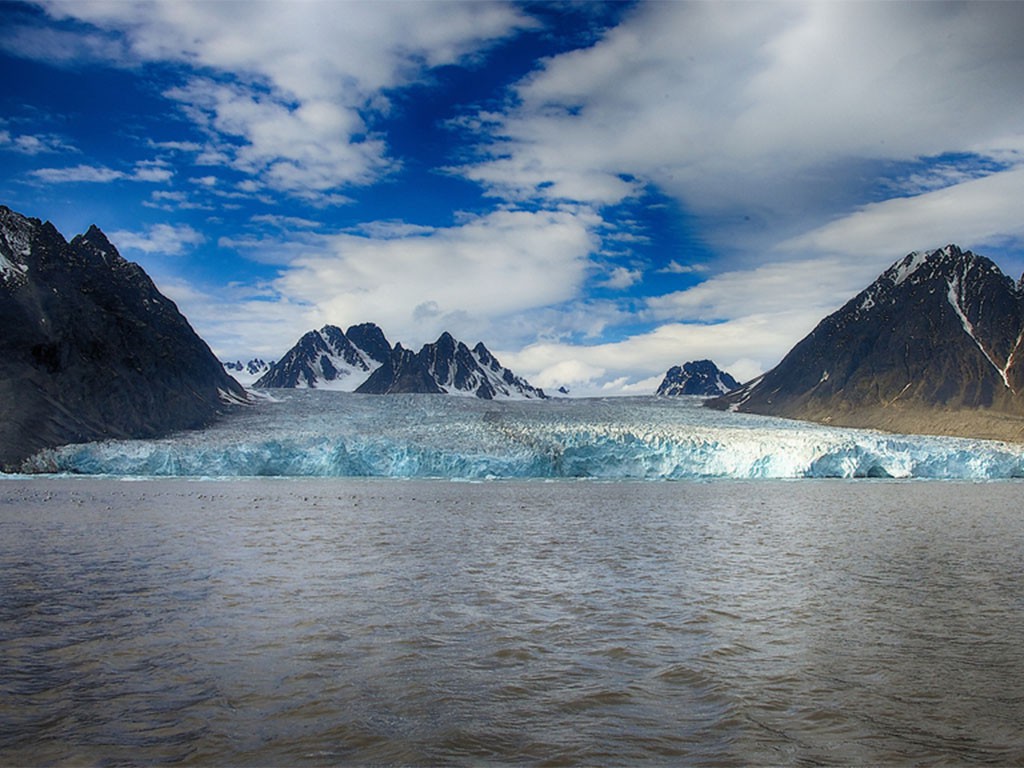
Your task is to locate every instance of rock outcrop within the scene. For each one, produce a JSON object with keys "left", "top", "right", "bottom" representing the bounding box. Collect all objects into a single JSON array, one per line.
[
  {"left": 0, "top": 205, "right": 247, "bottom": 469},
  {"left": 256, "top": 324, "right": 547, "bottom": 399},
  {"left": 253, "top": 323, "right": 390, "bottom": 390},
  {"left": 656, "top": 360, "right": 739, "bottom": 396},
  {"left": 708, "top": 245, "right": 1024, "bottom": 441}
]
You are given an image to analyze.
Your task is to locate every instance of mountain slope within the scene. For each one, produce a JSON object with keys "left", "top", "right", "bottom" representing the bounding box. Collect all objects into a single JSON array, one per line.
[
  {"left": 223, "top": 358, "right": 273, "bottom": 386},
  {"left": 258, "top": 324, "right": 547, "bottom": 399},
  {"left": 358, "top": 332, "right": 547, "bottom": 399},
  {"left": 0, "top": 204, "right": 247, "bottom": 469},
  {"left": 656, "top": 360, "right": 739, "bottom": 396},
  {"left": 254, "top": 323, "right": 390, "bottom": 390},
  {"left": 708, "top": 245, "right": 1024, "bottom": 441}
]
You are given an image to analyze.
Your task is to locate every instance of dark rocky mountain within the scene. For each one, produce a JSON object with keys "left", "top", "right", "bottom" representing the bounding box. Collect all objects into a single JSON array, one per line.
[
  {"left": 656, "top": 360, "right": 739, "bottom": 396},
  {"left": 0, "top": 204, "right": 247, "bottom": 470},
  {"left": 258, "top": 324, "right": 546, "bottom": 399},
  {"left": 708, "top": 245, "right": 1024, "bottom": 441},
  {"left": 358, "top": 332, "right": 547, "bottom": 399},
  {"left": 254, "top": 323, "right": 390, "bottom": 389}
]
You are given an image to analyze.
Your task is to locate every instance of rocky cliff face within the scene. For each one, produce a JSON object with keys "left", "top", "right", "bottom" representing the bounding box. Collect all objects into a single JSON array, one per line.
[
  {"left": 358, "top": 332, "right": 547, "bottom": 399},
  {"left": 257, "top": 324, "right": 546, "bottom": 399},
  {"left": 656, "top": 360, "right": 739, "bottom": 396},
  {"left": 708, "top": 245, "right": 1024, "bottom": 441},
  {"left": 253, "top": 323, "right": 390, "bottom": 390},
  {"left": 0, "top": 205, "right": 247, "bottom": 469}
]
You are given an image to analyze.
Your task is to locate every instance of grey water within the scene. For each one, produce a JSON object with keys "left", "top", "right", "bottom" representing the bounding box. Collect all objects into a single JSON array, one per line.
[{"left": 2, "top": 477, "right": 1024, "bottom": 765}]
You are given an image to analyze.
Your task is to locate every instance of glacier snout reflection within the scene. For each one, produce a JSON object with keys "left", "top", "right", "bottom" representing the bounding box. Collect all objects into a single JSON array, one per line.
[{"left": 25, "top": 392, "right": 1024, "bottom": 480}]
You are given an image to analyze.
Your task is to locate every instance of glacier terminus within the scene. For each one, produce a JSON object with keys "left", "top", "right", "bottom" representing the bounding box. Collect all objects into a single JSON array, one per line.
[{"left": 24, "top": 391, "right": 1024, "bottom": 480}]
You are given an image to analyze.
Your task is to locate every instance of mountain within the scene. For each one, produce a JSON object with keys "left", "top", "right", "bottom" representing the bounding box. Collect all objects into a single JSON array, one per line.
[
  {"left": 0, "top": 204, "right": 247, "bottom": 470},
  {"left": 358, "top": 332, "right": 547, "bottom": 399},
  {"left": 708, "top": 244, "right": 1024, "bottom": 442},
  {"left": 257, "top": 325, "right": 547, "bottom": 399},
  {"left": 656, "top": 360, "right": 739, "bottom": 396},
  {"left": 254, "top": 323, "right": 390, "bottom": 390},
  {"left": 223, "top": 358, "right": 274, "bottom": 386}
]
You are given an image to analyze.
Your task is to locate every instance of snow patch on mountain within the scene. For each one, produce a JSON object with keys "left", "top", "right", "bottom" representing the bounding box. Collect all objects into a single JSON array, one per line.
[
  {"left": 223, "top": 359, "right": 274, "bottom": 386},
  {"left": 254, "top": 324, "right": 390, "bottom": 391}
]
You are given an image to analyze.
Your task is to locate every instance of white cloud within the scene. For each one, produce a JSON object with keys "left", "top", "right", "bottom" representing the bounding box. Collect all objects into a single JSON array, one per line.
[
  {"left": 645, "top": 257, "right": 877, "bottom": 323},
  {"left": 503, "top": 310, "right": 824, "bottom": 397},
  {"left": 599, "top": 266, "right": 643, "bottom": 290},
  {"left": 30, "top": 164, "right": 126, "bottom": 183},
  {"left": 459, "top": 2, "right": 1024, "bottom": 253},
  {"left": 658, "top": 260, "right": 707, "bottom": 275},
  {"left": 37, "top": 0, "right": 537, "bottom": 199},
  {"left": 782, "top": 165, "right": 1024, "bottom": 259},
  {"left": 0, "top": 129, "right": 76, "bottom": 155},
  {"left": 109, "top": 223, "right": 206, "bottom": 256},
  {"left": 174, "top": 209, "right": 613, "bottom": 361},
  {"left": 153, "top": 276, "right": 322, "bottom": 361},
  {"left": 271, "top": 208, "right": 601, "bottom": 348},
  {"left": 29, "top": 160, "right": 173, "bottom": 184}
]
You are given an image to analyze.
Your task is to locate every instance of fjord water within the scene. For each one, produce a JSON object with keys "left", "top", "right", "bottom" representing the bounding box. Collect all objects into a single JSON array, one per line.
[
  {"left": 3, "top": 478, "right": 1024, "bottom": 765},
  {"left": 25, "top": 391, "right": 1024, "bottom": 478}
]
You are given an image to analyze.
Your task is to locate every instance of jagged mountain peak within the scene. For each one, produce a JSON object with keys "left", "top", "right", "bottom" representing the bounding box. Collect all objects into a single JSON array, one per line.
[
  {"left": 255, "top": 323, "right": 392, "bottom": 390},
  {"left": 258, "top": 323, "right": 546, "bottom": 399},
  {"left": 0, "top": 203, "right": 246, "bottom": 468},
  {"left": 709, "top": 244, "right": 1024, "bottom": 441},
  {"left": 881, "top": 244, "right": 1004, "bottom": 288},
  {"left": 657, "top": 359, "right": 739, "bottom": 397}
]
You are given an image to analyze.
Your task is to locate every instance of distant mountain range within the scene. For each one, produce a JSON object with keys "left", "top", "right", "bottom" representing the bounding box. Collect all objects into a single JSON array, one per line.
[
  {"left": 709, "top": 245, "right": 1024, "bottom": 442},
  {"left": 0, "top": 204, "right": 246, "bottom": 470},
  {"left": 6, "top": 198, "right": 1024, "bottom": 470},
  {"left": 253, "top": 324, "right": 547, "bottom": 399},
  {"left": 223, "top": 358, "right": 273, "bottom": 385},
  {"left": 657, "top": 360, "right": 739, "bottom": 396}
]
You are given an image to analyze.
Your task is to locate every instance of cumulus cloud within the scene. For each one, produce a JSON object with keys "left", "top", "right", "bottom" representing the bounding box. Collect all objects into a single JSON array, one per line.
[
  {"left": 0, "top": 129, "right": 76, "bottom": 155},
  {"left": 109, "top": 223, "right": 206, "bottom": 256},
  {"left": 459, "top": 1, "right": 1024, "bottom": 255},
  {"left": 270, "top": 208, "right": 601, "bottom": 347},
  {"left": 599, "top": 266, "right": 643, "bottom": 290},
  {"left": 504, "top": 310, "right": 826, "bottom": 397},
  {"left": 36, "top": 0, "right": 536, "bottom": 199}
]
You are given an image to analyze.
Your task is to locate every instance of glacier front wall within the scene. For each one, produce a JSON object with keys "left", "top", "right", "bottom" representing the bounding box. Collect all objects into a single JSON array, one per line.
[{"left": 23, "top": 393, "right": 1024, "bottom": 480}]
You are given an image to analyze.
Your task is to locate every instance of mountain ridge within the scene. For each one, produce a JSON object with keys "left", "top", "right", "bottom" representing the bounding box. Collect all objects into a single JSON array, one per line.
[
  {"left": 0, "top": 204, "right": 247, "bottom": 470},
  {"left": 656, "top": 360, "right": 739, "bottom": 396},
  {"left": 255, "top": 324, "right": 547, "bottom": 399},
  {"left": 708, "top": 244, "right": 1024, "bottom": 442}
]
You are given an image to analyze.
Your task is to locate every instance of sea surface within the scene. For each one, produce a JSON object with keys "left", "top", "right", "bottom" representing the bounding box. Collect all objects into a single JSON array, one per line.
[
  {"left": 2, "top": 478, "right": 1023, "bottom": 765},
  {"left": 4, "top": 394, "right": 1024, "bottom": 765}
]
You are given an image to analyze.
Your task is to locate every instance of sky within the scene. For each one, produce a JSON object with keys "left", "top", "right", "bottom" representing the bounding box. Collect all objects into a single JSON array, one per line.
[{"left": 2, "top": 0, "right": 1024, "bottom": 395}]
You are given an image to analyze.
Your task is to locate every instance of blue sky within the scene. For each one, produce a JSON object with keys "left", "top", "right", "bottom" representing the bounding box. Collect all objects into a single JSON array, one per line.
[{"left": 3, "top": 0, "right": 1024, "bottom": 395}]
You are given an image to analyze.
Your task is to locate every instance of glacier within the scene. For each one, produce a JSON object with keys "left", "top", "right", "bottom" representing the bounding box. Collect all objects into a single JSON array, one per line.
[{"left": 22, "top": 392, "right": 1024, "bottom": 480}]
